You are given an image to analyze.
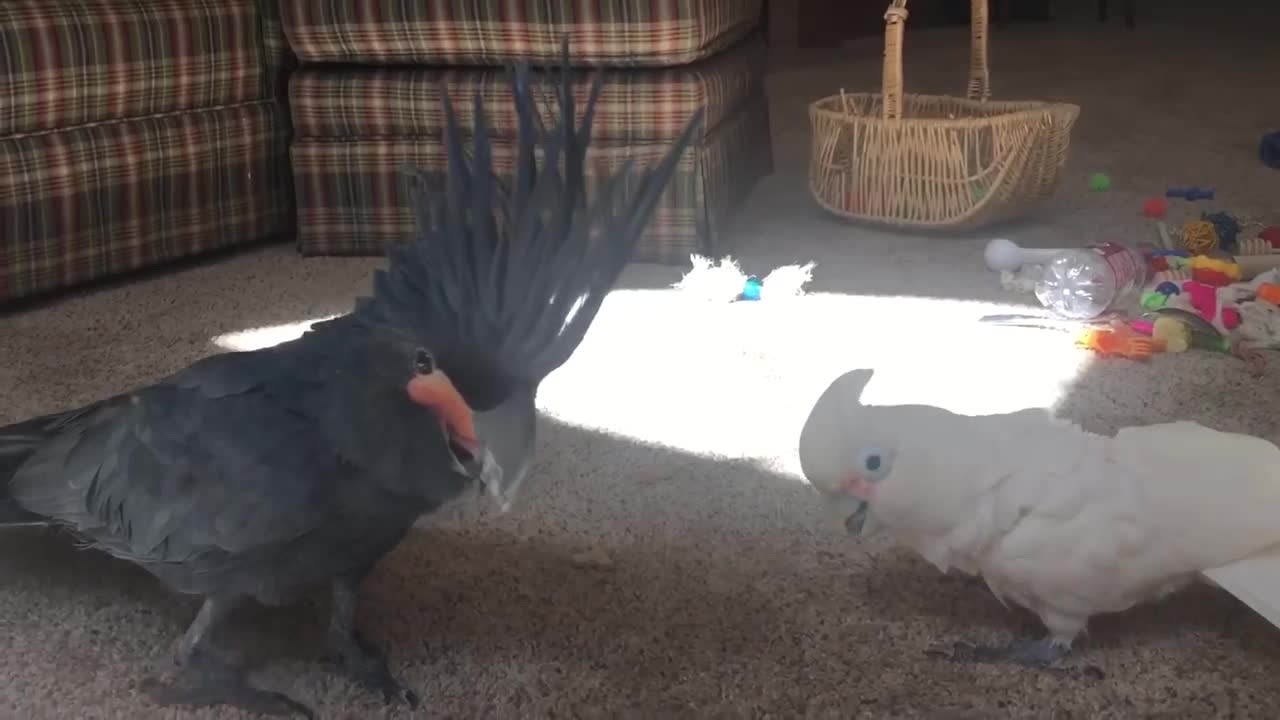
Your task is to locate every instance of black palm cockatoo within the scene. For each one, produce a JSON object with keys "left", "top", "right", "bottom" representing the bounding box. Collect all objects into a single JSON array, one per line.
[{"left": 0, "top": 49, "right": 703, "bottom": 717}]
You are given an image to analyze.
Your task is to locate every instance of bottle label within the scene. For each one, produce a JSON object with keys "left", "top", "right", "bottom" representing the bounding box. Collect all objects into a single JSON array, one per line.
[{"left": 1088, "top": 241, "right": 1142, "bottom": 291}]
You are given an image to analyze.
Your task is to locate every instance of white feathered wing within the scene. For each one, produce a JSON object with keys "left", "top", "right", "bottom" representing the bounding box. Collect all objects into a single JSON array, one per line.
[{"left": 1111, "top": 421, "right": 1280, "bottom": 629}]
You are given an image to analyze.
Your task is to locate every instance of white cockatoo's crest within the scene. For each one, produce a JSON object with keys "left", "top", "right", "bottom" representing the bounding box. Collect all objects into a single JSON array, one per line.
[
  {"left": 798, "top": 368, "right": 872, "bottom": 495},
  {"left": 798, "top": 369, "right": 903, "bottom": 535}
]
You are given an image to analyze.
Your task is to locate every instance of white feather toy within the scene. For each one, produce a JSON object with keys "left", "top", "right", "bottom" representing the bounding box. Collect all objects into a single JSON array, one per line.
[{"left": 672, "top": 254, "right": 816, "bottom": 302}]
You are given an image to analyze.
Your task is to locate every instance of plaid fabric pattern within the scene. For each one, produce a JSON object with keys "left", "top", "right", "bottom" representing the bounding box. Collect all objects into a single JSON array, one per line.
[
  {"left": 278, "top": 0, "right": 763, "bottom": 67},
  {"left": 257, "top": 0, "right": 295, "bottom": 99},
  {"left": 696, "top": 91, "right": 771, "bottom": 256},
  {"left": 291, "top": 90, "right": 771, "bottom": 265},
  {"left": 1, "top": 102, "right": 293, "bottom": 303},
  {"left": 0, "top": 0, "right": 276, "bottom": 137},
  {"left": 290, "top": 34, "right": 765, "bottom": 142}
]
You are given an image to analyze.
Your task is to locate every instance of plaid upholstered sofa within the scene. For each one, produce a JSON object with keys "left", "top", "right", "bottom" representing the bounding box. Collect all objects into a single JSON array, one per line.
[
  {"left": 279, "top": 0, "right": 771, "bottom": 265},
  {"left": 1, "top": 0, "right": 769, "bottom": 304},
  {"left": 0, "top": 0, "right": 294, "bottom": 304}
]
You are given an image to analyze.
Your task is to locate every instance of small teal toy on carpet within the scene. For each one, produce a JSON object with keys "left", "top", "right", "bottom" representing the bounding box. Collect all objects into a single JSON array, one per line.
[{"left": 672, "top": 255, "right": 816, "bottom": 302}]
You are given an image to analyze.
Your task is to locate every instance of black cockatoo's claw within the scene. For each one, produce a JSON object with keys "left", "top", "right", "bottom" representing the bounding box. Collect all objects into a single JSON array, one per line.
[
  {"left": 140, "top": 649, "right": 315, "bottom": 718},
  {"left": 332, "top": 639, "right": 419, "bottom": 708},
  {"left": 327, "top": 577, "right": 420, "bottom": 708}
]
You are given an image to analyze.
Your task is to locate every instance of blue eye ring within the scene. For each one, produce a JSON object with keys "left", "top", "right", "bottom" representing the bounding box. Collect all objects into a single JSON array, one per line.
[{"left": 858, "top": 448, "right": 891, "bottom": 480}]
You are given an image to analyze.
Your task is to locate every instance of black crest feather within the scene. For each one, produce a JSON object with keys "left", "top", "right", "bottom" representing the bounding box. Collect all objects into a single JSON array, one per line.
[{"left": 359, "top": 40, "right": 704, "bottom": 411}]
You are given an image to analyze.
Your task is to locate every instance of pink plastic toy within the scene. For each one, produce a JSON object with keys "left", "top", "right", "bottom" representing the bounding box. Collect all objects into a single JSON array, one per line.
[
  {"left": 1130, "top": 319, "right": 1155, "bottom": 335},
  {"left": 1181, "top": 280, "right": 1242, "bottom": 330}
]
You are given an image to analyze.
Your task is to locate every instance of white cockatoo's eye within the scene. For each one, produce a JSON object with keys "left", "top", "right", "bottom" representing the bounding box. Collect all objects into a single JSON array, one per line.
[{"left": 859, "top": 448, "right": 893, "bottom": 482}]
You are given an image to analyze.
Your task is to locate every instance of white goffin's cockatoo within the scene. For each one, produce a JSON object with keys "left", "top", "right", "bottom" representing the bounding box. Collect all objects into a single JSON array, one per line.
[{"left": 798, "top": 368, "right": 1280, "bottom": 666}]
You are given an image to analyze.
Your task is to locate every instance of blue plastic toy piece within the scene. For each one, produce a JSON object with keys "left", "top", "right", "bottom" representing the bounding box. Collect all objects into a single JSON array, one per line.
[
  {"left": 1165, "top": 186, "right": 1215, "bottom": 201},
  {"left": 1262, "top": 131, "right": 1280, "bottom": 170},
  {"left": 740, "top": 276, "right": 762, "bottom": 301},
  {"left": 1155, "top": 281, "right": 1181, "bottom": 296}
]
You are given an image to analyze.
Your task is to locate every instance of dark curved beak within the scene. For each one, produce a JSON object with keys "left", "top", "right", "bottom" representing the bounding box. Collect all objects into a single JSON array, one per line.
[
  {"left": 844, "top": 503, "right": 869, "bottom": 535},
  {"left": 820, "top": 490, "right": 873, "bottom": 537}
]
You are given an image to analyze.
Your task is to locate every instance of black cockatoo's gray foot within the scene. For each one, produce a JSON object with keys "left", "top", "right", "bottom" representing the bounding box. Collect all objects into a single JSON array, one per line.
[
  {"left": 140, "top": 648, "right": 315, "bottom": 718},
  {"left": 331, "top": 631, "right": 419, "bottom": 707},
  {"left": 328, "top": 577, "right": 419, "bottom": 708},
  {"left": 140, "top": 595, "right": 315, "bottom": 717}
]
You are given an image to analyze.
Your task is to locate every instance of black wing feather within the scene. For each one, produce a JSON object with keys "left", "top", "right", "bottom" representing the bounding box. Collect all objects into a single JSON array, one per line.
[
  {"left": 5, "top": 339, "right": 465, "bottom": 569},
  {"left": 9, "top": 384, "right": 338, "bottom": 565}
]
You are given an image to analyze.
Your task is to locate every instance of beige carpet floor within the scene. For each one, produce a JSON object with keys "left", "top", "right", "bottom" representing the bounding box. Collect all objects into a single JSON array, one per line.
[{"left": 4, "top": 5, "right": 1280, "bottom": 718}]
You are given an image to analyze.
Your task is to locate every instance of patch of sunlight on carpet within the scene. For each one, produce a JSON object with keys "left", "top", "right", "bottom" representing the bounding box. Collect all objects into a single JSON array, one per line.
[
  {"left": 537, "top": 289, "right": 1095, "bottom": 480},
  {"left": 210, "top": 316, "right": 338, "bottom": 351},
  {"left": 203, "top": 289, "right": 1094, "bottom": 484}
]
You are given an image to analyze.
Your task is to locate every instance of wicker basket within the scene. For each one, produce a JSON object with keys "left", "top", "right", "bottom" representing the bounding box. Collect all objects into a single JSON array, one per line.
[{"left": 808, "top": 0, "right": 1080, "bottom": 231}]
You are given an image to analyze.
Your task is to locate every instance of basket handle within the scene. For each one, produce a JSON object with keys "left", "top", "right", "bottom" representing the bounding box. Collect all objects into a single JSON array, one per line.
[
  {"left": 967, "top": 0, "right": 992, "bottom": 102},
  {"left": 880, "top": 1, "right": 909, "bottom": 121},
  {"left": 880, "top": 0, "right": 992, "bottom": 121}
]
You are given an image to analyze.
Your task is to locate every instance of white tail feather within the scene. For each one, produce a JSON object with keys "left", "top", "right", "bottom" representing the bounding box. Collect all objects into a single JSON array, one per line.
[{"left": 1202, "top": 550, "right": 1280, "bottom": 630}]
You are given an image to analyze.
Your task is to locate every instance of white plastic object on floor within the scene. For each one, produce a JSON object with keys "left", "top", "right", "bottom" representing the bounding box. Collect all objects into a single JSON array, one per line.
[{"left": 983, "top": 237, "right": 1070, "bottom": 272}]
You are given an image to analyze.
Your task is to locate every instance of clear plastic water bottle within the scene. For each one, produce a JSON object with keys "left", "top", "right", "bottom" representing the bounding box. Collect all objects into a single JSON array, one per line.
[{"left": 1033, "top": 242, "right": 1150, "bottom": 320}]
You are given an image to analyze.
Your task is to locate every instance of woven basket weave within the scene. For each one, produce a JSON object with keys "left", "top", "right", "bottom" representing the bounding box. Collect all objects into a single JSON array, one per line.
[{"left": 808, "top": 0, "right": 1080, "bottom": 231}]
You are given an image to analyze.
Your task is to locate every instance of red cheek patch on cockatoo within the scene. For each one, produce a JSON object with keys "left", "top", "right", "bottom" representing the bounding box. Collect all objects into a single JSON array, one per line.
[{"left": 799, "top": 368, "right": 1280, "bottom": 668}]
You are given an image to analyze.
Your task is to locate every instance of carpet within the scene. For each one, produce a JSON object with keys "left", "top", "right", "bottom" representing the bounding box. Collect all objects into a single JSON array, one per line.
[{"left": 3, "top": 5, "right": 1280, "bottom": 718}]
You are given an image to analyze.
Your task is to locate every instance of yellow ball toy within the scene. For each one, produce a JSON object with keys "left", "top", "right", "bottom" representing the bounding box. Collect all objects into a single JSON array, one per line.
[
  {"left": 1180, "top": 220, "right": 1218, "bottom": 255},
  {"left": 1152, "top": 316, "right": 1191, "bottom": 353}
]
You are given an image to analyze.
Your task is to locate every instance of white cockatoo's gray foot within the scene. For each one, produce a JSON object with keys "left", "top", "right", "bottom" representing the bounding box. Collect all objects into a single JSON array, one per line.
[
  {"left": 949, "top": 610, "right": 1083, "bottom": 668},
  {"left": 963, "top": 636, "right": 1070, "bottom": 667}
]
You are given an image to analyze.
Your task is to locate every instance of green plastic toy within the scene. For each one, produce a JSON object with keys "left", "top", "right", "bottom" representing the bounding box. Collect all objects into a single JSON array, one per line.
[{"left": 1140, "top": 291, "right": 1167, "bottom": 310}]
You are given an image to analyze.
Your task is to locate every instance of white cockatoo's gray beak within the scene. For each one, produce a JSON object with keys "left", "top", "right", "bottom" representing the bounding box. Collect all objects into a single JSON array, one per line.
[
  {"left": 843, "top": 499, "right": 871, "bottom": 535},
  {"left": 817, "top": 482, "right": 879, "bottom": 536}
]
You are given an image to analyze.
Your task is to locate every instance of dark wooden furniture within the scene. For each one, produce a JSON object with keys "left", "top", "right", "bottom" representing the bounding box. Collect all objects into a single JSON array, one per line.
[
  {"left": 994, "top": 0, "right": 1136, "bottom": 28},
  {"left": 782, "top": 0, "right": 1137, "bottom": 51},
  {"left": 1097, "top": 0, "right": 1137, "bottom": 29}
]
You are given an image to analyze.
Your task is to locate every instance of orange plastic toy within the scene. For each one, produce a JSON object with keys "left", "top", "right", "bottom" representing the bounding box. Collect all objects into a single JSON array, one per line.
[
  {"left": 1258, "top": 283, "right": 1280, "bottom": 305},
  {"left": 1075, "top": 324, "right": 1166, "bottom": 360}
]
